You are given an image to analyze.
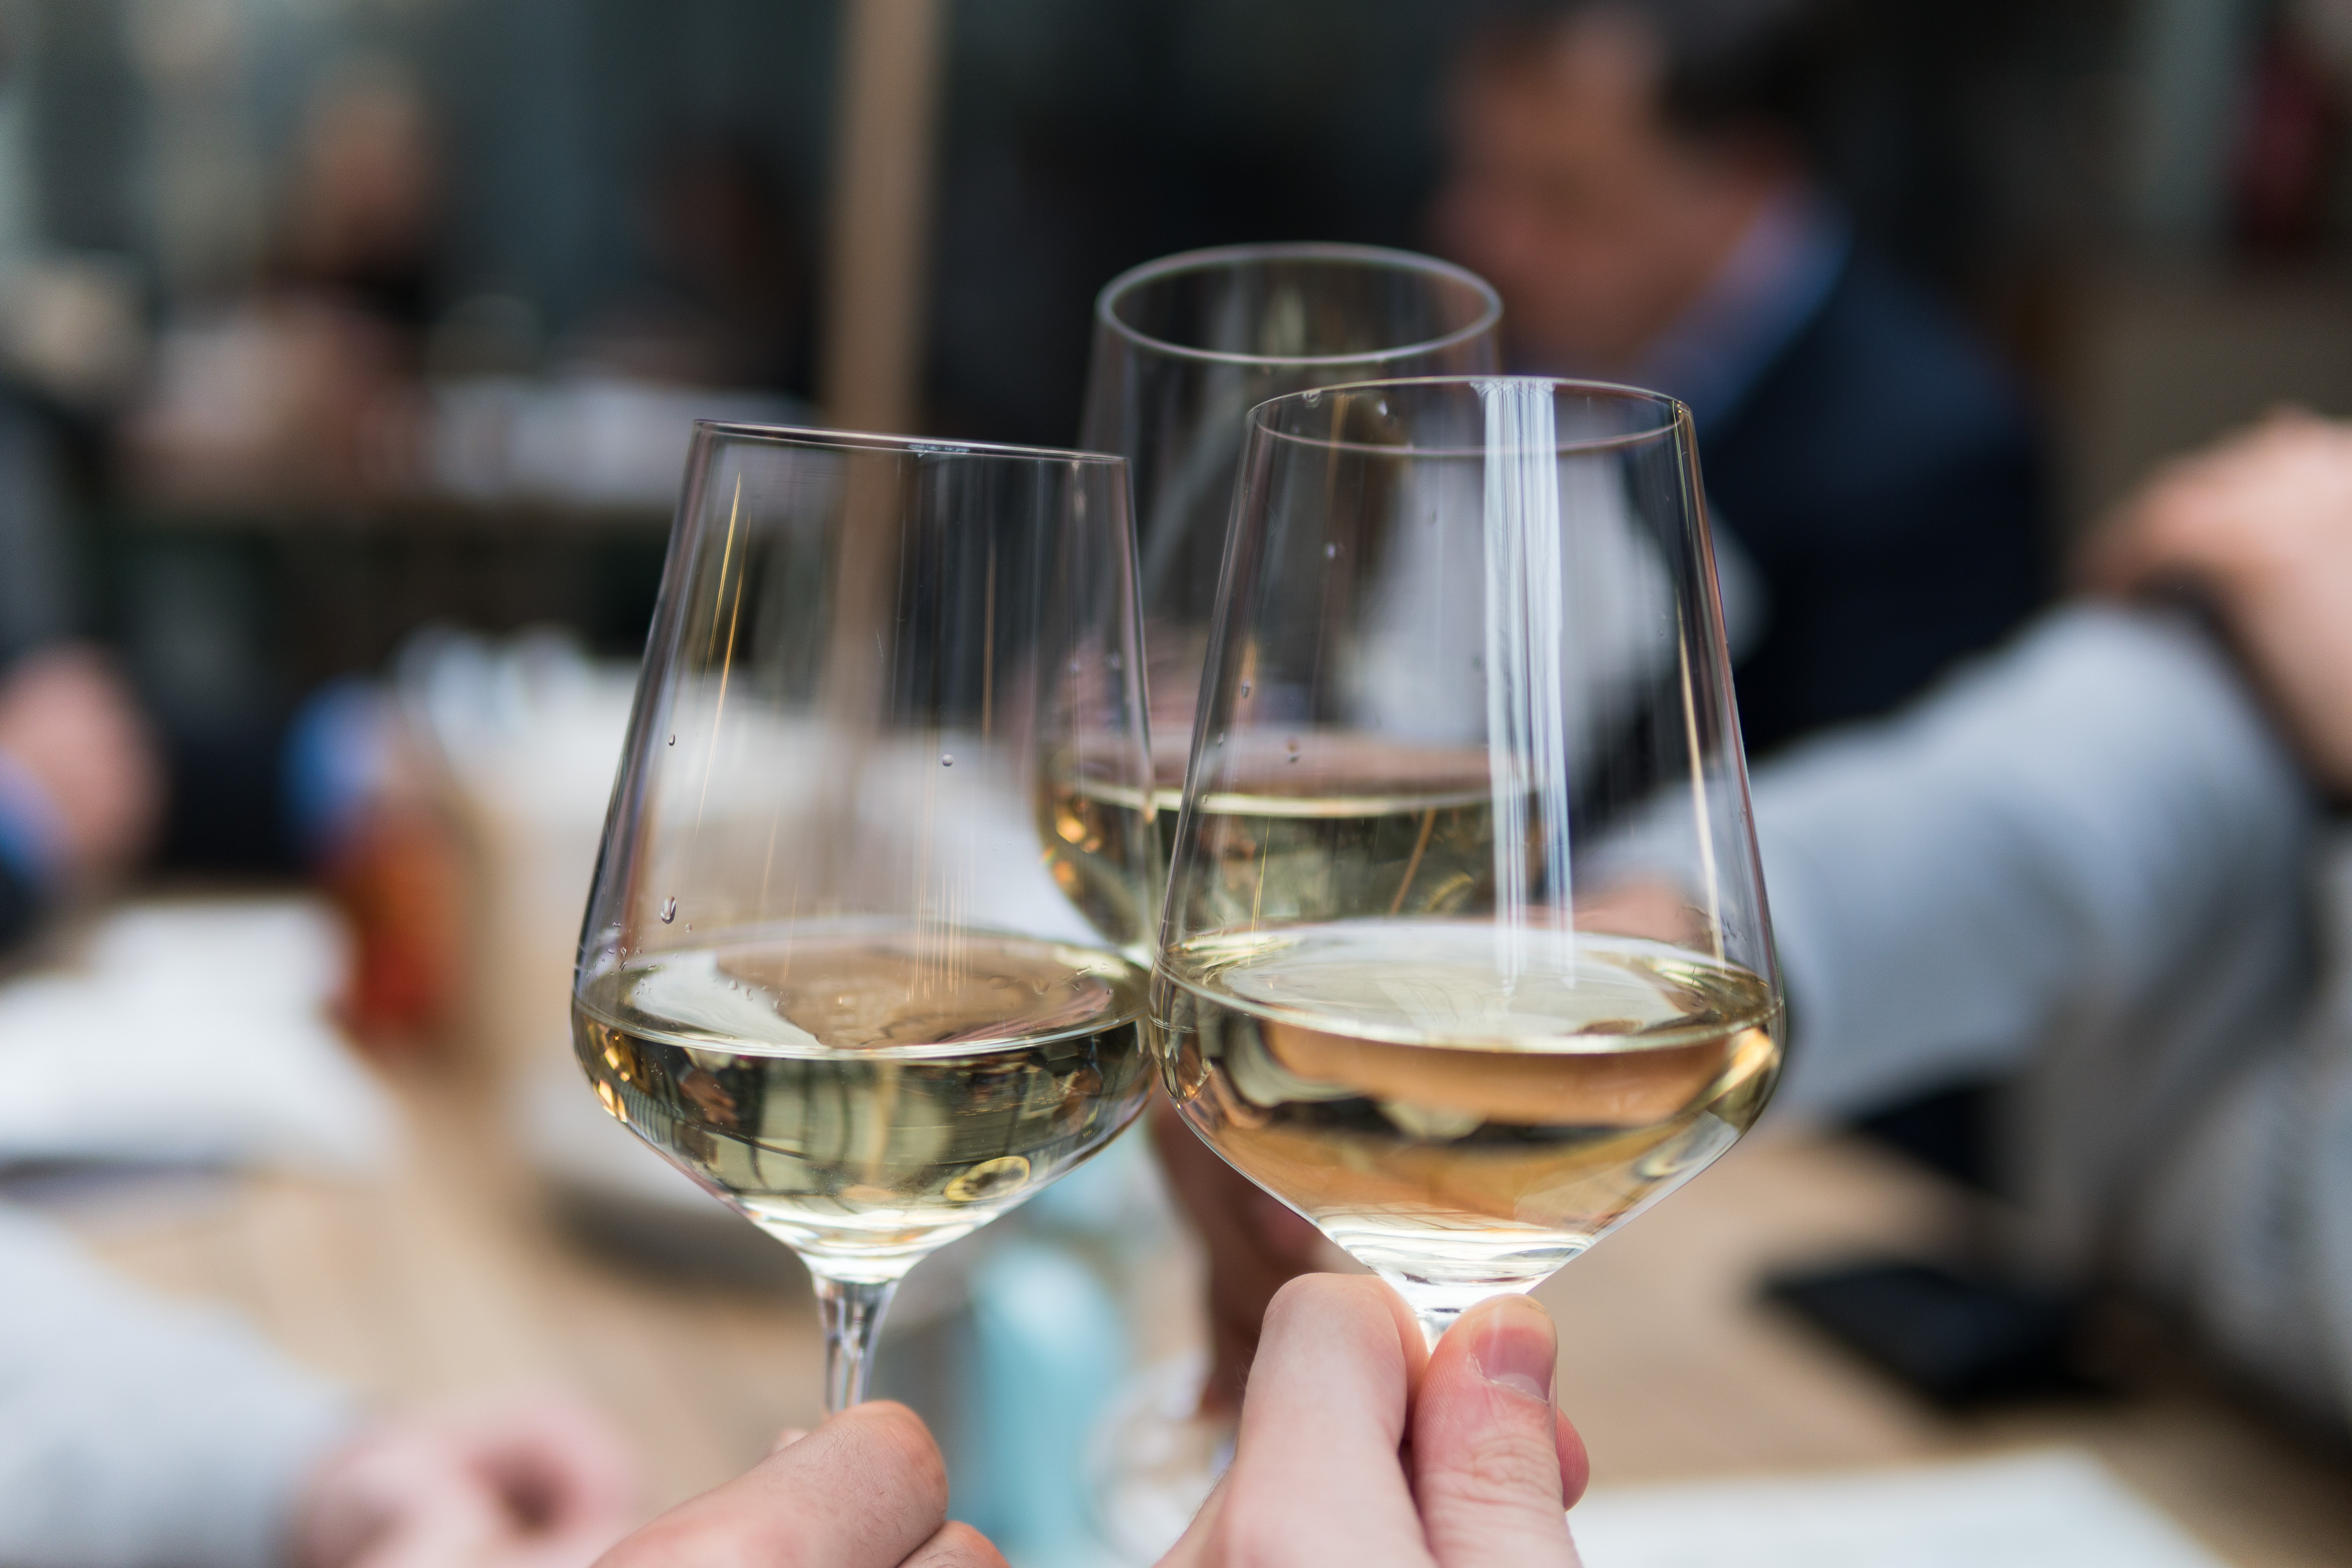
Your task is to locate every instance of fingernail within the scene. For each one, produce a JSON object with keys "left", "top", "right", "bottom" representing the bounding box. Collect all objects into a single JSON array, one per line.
[{"left": 1470, "top": 1295, "right": 1557, "bottom": 1404}]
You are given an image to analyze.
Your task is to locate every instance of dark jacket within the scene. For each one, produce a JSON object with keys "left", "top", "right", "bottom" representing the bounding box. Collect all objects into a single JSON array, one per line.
[{"left": 1702, "top": 254, "right": 2048, "bottom": 755}]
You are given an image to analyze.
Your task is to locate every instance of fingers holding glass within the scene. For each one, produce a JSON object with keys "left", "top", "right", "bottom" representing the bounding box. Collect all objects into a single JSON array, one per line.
[{"left": 591, "top": 1402, "right": 956, "bottom": 1568}]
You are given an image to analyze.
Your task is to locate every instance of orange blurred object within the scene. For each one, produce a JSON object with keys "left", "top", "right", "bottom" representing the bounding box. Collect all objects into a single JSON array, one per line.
[{"left": 325, "top": 803, "right": 467, "bottom": 1054}]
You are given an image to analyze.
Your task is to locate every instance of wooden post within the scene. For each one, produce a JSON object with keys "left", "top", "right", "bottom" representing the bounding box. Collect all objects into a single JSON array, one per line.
[{"left": 819, "top": 0, "right": 948, "bottom": 435}]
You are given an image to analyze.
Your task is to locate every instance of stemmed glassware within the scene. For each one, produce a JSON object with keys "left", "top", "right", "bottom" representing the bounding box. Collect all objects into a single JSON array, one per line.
[
  {"left": 1078, "top": 244, "right": 1503, "bottom": 1558},
  {"left": 1154, "top": 376, "right": 1783, "bottom": 1346},
  {"left": 572, "top": 422, "right": 1158, "bottom": 1414},
  {"left": 1081, "top": 243, "right": 1503, "bottom": 782}
]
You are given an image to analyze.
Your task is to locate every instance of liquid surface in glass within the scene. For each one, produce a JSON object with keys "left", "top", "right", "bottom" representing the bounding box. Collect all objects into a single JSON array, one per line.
[
  {"left": 1154, "top": 920, "right": 1780, "bottom": 1314},
  {"left": 575, "top": 927, "right": 1151, "bottom": 1283},
  {"left": 1049, "top": 732, "right": 1501, "bottom": 913}
]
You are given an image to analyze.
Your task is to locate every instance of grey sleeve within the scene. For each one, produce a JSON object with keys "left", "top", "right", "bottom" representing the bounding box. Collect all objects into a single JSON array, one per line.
[
  {"left": 0, "top": 1202, "right": 358, "bottom": 1568},
  {"left": 2132, "top": 834, "right": 2352, "bottom": 1426},
  {"left": 1750, "top": 605, "right": 2314, "bottom": 1129},
  {"left": 1739, "top": 605, "right": 2352, "bottom": 1423}
]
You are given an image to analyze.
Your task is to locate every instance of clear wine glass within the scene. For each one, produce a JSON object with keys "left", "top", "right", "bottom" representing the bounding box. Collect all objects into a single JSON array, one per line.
[
  {"left": 1156, "top": 375, "right": 1784, "bottom": 1345},
  {"left": 1079, "top": 245, "right": 1502, "bottom": 1559},
  {"left": 572, "top": 422, "right": 1158, "bottom": 1414},
  {"left": 1081, "top": 243, "right": 1502, "bottom": 796}
]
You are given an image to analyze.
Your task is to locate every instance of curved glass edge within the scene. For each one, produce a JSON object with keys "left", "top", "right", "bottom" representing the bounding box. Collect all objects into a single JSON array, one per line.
[{"left": 1093, "top": 242, "right": 1504, "bottom": 370}]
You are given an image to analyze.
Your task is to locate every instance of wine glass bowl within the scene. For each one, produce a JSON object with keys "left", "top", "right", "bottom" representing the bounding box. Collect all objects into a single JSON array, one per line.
[
  {"left": 1152, "top": 376, "right": 1783, "bottom": 1341},
  {"left": 572, "top": 423, "right": 1158, "bottom": 1411},
  {"left": 1081, "top": 244, "right": 1503, "bottom": 773},
  {"left": 1078, "top": 249, "right": 1504, "bottom": 1553}
]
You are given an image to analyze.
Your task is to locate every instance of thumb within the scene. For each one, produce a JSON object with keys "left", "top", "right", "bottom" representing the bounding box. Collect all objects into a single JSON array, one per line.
[{"left": 1410, "top": 1295, "right": 1583, "bottom": 1568}]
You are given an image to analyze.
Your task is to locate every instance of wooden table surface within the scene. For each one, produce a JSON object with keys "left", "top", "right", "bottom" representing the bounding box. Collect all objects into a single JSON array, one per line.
[{"left": 55, "top": 1069, "right": 2352, "bottom": 1566}]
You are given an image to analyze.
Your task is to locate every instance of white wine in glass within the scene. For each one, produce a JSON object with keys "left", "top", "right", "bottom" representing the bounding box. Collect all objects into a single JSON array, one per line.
[
  {"left": 573, "top": 424, "right": 1158, "bottom": 1412},
  {"left": 1075, "top": 248, "right": 1503, "bottom": 1555},
  {"left": 1155, "top": 376, "right": 1784, "bottom": 1343}
]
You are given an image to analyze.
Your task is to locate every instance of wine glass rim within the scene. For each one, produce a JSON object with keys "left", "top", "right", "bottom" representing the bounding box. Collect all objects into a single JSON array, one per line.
[
  {"left": 1245, "top": 374, "right": 1691, "bottom": 456},
  {"left": 1094, "top": 242, "right": 1504, "bottom": 368},
  {"left": 694, "top": 418, "right": 1127, "bottom": 468}
]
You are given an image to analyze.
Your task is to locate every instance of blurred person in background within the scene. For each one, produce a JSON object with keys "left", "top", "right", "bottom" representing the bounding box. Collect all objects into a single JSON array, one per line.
[
  {"left": 1433, "top": 0, "right": 2048, "bottom": 753},
  {"left": 0, "top": 657, "right": 628, "bottom": 1562},
  {"left": 1167, "top": 0, "right": 2062, "bottom": 1419},
  {"left": 275, "top": 62, "right": 443, "bottom": 340},
  {"left": 0, "top": 449, "right": 632, "bottom": 1568},
  {"left": 0, "top": 68, "right": 633, "bottom": 1561},
  {"left": 0, "top": 372, "right": 161, "bottom": 954},
  {"left": 9, "top": 1259, "right": 637, "bottom": 1568},
  {"left": 566, "top": 133, "right": 815, "bottom": 395},
  {"left": 130, "top": 59, "right": 443, "bottom": 506},
  {"left": 0, "top": 642, "right": 161, "bottom": 950},
  {"left": 2, "top": 1207, "right": 636, "bottom": 1568}
]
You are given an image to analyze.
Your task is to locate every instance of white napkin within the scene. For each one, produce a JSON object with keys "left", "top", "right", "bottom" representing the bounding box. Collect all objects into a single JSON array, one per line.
[
  {"left": 1572, "top": 1448, "right": 2226, "bottom": 1568},
  {"left": 0, "top": 900, "right": 395, "bottom": 1173}
]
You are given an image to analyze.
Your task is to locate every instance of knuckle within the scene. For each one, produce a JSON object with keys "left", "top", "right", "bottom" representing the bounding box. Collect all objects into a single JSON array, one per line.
[{"left": 1423, "top": 1425, "right": 1564, "bottom": 1518}]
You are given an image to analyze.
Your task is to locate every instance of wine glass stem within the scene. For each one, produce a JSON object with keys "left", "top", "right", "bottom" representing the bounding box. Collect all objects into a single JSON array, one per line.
[
  {"left": 812, "top": 1273, "right": 900, "bottom": 1415},
  {"left": 1415, "top": 1306, "right": 1461, "bottom": 1353}
]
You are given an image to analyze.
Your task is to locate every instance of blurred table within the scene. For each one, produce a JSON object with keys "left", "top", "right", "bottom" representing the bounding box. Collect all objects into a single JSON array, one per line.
[{"left": 60, "top": 1075, "right": 2352, "bottom": 1564}]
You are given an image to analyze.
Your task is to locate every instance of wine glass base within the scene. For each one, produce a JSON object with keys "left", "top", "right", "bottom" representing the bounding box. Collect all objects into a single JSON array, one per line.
[{"left": 1085, "top": 1350, "right": 1237, "bottom": 1564}]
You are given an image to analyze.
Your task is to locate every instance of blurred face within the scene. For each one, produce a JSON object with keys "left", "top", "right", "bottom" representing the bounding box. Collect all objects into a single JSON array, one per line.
[
  {"left": 290, "top": 77, "right": 440, "bottom": 275},
  {"left": 1433, "top": 18, "right": 1791, "bottom": 374}
]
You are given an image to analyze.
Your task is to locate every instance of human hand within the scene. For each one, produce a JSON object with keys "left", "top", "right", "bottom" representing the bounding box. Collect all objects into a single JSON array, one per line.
[
  {"left": 2081, "top": 409, "right": 2352, "bottom": 792},
  {"left": 292, "top": 1389, "right": 637, "bottom": 1568},
  {"left": 581, "top": 1278, "right": 1583, "bottom": 1566},
  {"left": 593, "top": 1402, "right": 1004, "bottom": 1568},
  {"left": 1150, "top": 1097, "right": 1329, "bottom": 1416},
  {"left": 1167, "top": 1273, "right": 1587, "bottom": 1566},
  {"left": 0, "top": 644, "right": 162, "bottom": 888}
]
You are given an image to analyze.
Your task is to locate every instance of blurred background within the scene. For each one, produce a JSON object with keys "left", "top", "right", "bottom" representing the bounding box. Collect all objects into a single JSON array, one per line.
[
  {"left": 0, "top": 0, "right": 2346, "bottom": 732},
  {"left": 5, "top": 0, "right": 2352, "bottom": 1564},
  {"left": 9, "top": 0, "right": 2351, "bottom": 691}
]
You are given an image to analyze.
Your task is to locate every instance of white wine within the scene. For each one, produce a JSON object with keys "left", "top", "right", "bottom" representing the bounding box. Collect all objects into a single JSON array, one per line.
[
  {"left": 575, "top": 927, "right": 1151, "bottom": 1283},
  {"left": 1154, "top": 920, "right": 1779, "bottom": 1315},
  {"left": 1036, "top": 757, "right": 1159, "bottom": 947},
  {"left": 1047, "top": 731, "right": 1510, "bottom": 926}
]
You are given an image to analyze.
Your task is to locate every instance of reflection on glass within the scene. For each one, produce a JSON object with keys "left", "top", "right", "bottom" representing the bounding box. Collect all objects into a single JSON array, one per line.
[{"left": 1079, "top": 243, "right": 1502, "bottom": 786}]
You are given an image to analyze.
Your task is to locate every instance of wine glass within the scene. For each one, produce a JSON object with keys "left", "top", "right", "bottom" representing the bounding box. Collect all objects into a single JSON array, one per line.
[
  {"left": 1081, "top": 243, "right": 1502, "bottom": 791},
  {"left": 572, "top": 422, "right": 1158, "bottom": 1414},
  {"left": 1155, "top": 375, "right": 1783, "bottom": 1346},
  {"left": 1079, "top": 245, "right": 1501, "bottom": 1558}
]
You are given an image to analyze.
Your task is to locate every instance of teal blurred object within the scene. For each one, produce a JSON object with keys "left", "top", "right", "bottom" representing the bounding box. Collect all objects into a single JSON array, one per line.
[{"left": 962, "top": 1239, "right": 1131, "bottom": 1567}]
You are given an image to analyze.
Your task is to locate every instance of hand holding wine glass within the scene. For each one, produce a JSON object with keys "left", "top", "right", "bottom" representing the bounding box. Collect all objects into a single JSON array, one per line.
[
  {"left": 590, "top": 1276, "right": 1585, "bottom": 1568},
  {"left": 1079, "top": 245, "right": 1505, "bottom": 1536}
]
